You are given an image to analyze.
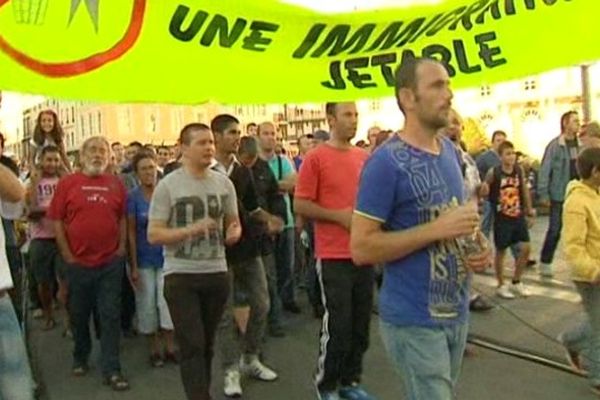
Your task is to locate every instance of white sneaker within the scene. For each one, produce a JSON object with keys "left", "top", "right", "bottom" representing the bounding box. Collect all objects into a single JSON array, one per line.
[
  {"left": 511, "top": 282, "right": 531, "bottom": 297},
  {"left": 224, "top": 368, "right": 242, "bottom": 398},
  {"left": 496, "top": 284, "right": 516, "bottom": 299},
  {"left": 240, "top": 355, "right": 278, "bottom": 381}
]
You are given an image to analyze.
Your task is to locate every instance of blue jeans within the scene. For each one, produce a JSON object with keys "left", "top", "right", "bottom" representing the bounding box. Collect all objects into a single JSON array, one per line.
[
  {"left": 67, "top": 257, "right": 124, "bottom": 377},
  {"left": 0, "top": 295, "right": 34, "bottom": 400},
  {"left": 481, "top": 201, "right": 494, "bottom": 240},
  {"left": 540, "top": 201, "right": 563, "bottom": 265},
  {"left": 561, "top": 282, "right": 600, "bottom": 386},
  {"left": 275, "top": 227, "right": 296, "bottom": 306},
  {"left": 380, "top": 320, "right": 468, "bottom": 400}
]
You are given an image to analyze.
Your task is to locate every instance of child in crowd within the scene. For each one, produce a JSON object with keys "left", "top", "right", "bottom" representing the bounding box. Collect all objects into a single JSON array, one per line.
[
  {"left": 559, "top": 147, "right": 600, "bottom": 395},
  {"left": 26, "top": 146, "right": 65, "bottom": 331},
  {"left": 485, "top": 141, "right": 535, "bottom": 299},
  {"left": 29, "top": 110, "right": 71, "bottom": 173}
]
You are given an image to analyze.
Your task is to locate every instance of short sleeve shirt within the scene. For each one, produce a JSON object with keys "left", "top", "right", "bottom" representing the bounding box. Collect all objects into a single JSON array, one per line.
[
  {"left": 295, "top": 144, "right": 368, "bottom": 259},
  {"left": 355, "top": 135, "right": 469, "bottom": 328},
  {"left": 127, "top": 187, "right": 164, "bottom": 268},
  {"left": 266, "top": 155, "right": 295, "bottom": 228},
  {"left": 148, "top": 168, "right": 238, "bottom": 275},
  {"left": 47, "top": 173, "right": 127, "bottom": 268},
  {"left": 30, "top": 176, "right": 60, "bottom": 239}
]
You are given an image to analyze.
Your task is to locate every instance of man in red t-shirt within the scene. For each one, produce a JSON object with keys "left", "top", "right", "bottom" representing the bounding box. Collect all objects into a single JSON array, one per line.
[
  {"left": 294, "top": 102, "right": 375, "bottom": 400},
  {"left": 47, "top": 136, "right": 129, "bottom": 391}
]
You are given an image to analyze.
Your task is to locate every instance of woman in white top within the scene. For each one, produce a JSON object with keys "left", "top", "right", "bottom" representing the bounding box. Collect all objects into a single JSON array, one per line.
[{"left": 29, "top": 110, "right": 71, "bottom": 173}]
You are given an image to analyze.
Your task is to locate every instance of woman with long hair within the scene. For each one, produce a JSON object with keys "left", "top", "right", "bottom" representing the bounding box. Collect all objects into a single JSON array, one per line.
[{"left": 29, "top": 110, "right": 71, "bottom": 173}]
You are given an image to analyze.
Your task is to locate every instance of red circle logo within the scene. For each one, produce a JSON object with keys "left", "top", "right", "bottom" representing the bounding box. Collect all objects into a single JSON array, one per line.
[{"left": 0, "top": 0, "right": 147, "bottom": 77}]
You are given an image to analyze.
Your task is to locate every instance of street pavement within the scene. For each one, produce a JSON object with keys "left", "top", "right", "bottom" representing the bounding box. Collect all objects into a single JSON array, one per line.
[{"left": 27, "top": 216, "right": 596, "bottom": 399}]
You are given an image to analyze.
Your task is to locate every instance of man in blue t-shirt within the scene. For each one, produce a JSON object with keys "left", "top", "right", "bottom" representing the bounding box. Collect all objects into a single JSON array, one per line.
[{"left": 351, "top": 57, "right": 491, "bottom": 400}]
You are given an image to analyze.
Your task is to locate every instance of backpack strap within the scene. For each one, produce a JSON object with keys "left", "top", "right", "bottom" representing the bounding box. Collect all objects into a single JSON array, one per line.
[
  {"left": 489, "top": 166, "right": 502, "bottom": 206},
  {"left": 516, "top": 165, "right": 528, "bottom": 213}
]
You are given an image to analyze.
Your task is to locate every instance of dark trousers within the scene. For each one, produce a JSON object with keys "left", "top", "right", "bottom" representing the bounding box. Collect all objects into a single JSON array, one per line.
[
  {"left": 315, "top": 259, "right": 374, "bottom": 391},
  {"left": 121, "top": 267, "right": 136, "bottom": 332},
  {"left": 275, "top": 228, "right": 296, "bottom": 306},
  {"left": 540, "top": 201, "right": 563, "bottom": 264},
  {"left": 67, "top": 257, "right": 124, "bottom": 377},
  {"left": 165, "top": 272, "right": 229, "bottom": 400},
  {"left": 220, "top": 257, "right": 270, "bottom": 369},
  {"left": 264, "top": 252, "right": 284, "bottom": 329},
  {"left": 304, "top": 226, "right": 322, "bottom": 310}
]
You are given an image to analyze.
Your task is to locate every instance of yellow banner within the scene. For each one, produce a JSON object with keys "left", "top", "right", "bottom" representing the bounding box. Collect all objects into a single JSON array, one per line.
[{"left": 0, "top": 0, "right": 597, "bottom": 104}]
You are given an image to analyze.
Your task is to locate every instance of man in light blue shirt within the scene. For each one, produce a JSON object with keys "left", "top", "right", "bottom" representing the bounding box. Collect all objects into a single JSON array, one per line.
[{"left": 258, "top": 122, "right": 301, "bottom": 315}]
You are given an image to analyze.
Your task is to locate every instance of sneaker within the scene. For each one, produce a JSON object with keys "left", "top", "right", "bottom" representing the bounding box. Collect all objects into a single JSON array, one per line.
[
  {"left": 223, "top": 369, "right": 242, "bottom": 398},
  {"left": 496, "top": 284, "right": 516, "bottom": 299},
  {"left": 32, "top": 309, "right": 43, "bottom": 319},
  {"left": 469, "top": 295, "right": 494, "bottom": 312},
  {"left": 557, "top": 334, "right": 586, "bottom": 374},
  {"left": 339, "top": 383, "right": 377, "bottom": 400},
  {"left": 317, "top": 389, "right": 340, "bottom": 400},
  {"left": 240, "top": 355, "right": 278, "bottom": 381},
  {"left": 539, "top": 263, "right": 554, "bottom": 278},
  {"left": 510, "top": 282, "right": 531, "bottom": 297}
]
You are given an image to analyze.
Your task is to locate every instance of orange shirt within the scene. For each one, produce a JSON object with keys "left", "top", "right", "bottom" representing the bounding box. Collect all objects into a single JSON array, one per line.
[{"left": 295, "top": 144, "right": 368, "bottom": 259}]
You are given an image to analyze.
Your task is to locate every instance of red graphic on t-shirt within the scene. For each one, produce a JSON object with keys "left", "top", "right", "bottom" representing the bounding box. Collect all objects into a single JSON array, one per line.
[
  {"left": 499, "top": 175, "right": 522, "bottom": 218},
  {"left": 0, "top": 0, "right": 146, "bottom": 77}
]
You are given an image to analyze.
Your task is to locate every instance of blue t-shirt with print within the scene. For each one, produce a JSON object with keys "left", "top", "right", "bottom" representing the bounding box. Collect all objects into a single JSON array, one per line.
[
  {"left": 267, "top": 155, "right": 295, "bottom": 228},
  {"left": 127, "top": 187, "right": 164, "bottom": 269},
  {"left": 355, "top": 135, "right": 470, "bottom": 327}
]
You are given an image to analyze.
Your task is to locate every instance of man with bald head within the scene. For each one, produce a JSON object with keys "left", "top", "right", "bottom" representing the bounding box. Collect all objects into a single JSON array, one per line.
[
  {"left": 443, "top": 109, "right": 494, "bottom": 313},
  {"left": 366, "top": 126, "right": 381, "bottom": 153},
  {"left": 295, "top": 101, "right": 375, "bottom": 400},
  {"left": 257, "top": 122, "right": 301, "bottom": 319}
]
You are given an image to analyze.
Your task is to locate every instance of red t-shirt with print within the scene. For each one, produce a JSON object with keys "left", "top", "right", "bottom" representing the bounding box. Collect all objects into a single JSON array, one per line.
[
  {"left": 295, "top": 144, "right": 368, "bottom": 259},
  {"left": 47, "top": 173, "right": 127, "bottom": 268}
]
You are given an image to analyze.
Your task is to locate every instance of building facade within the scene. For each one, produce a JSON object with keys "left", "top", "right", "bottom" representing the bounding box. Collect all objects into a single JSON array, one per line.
[{"left": 6, "top": 63, "right": 599, "bottom": 162}]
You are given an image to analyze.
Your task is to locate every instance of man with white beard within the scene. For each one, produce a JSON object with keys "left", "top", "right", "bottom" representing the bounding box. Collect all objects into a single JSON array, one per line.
[{"left": 48, "top": 136, "right": 130, "bottom": 391}]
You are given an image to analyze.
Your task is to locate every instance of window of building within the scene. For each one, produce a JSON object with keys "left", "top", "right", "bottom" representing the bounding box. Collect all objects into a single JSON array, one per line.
[
  {"left": 521, "top": 108, "right": 540, "bottom": 121},
  {"left": 150, "top": 114, "right": 157, "bottom": 133},
  {"left": 524, "top": 79, "right": 537, "bottom": 91},
  {"left": 479, "top": 111, "right": 494, "bottom": 128},
  {"left": 80, "top": 115, "right": 85, "bottom": 137}
]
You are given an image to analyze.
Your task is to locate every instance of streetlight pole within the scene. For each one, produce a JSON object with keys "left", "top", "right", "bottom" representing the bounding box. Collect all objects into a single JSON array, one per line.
[{"left": 581, "top": 64, "right": 592, "bottom": 123}]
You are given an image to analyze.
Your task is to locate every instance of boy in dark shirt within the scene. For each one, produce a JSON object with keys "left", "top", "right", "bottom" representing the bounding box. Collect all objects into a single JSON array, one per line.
[{"left": 485, "top": 141, "right": 535, "bottom": 299}]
